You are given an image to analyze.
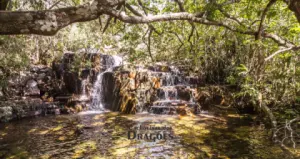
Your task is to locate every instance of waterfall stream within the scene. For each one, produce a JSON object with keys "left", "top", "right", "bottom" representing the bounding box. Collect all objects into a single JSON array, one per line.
[
  {"left": 90, "top": 55, "right": 122, "bottom": 110},
  {"left": 149, "top": 70, "right": 199, "bottom": 114},
  {"left": 89, "top": 55, "right": 198, "bottom": 114},
  {"left": 79, "top": 79, "right": 88, "bottom": 101}
]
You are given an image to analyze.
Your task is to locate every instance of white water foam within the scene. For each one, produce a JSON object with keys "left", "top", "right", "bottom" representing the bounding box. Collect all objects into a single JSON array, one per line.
[{"left": 90, "top": 55, "right": 122, "bottom": 110}]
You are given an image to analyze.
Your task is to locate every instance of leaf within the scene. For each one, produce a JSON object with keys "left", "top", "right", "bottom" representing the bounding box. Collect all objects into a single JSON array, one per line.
[{"left": 290, "top": 26, "right": 300, "bottom": 33}]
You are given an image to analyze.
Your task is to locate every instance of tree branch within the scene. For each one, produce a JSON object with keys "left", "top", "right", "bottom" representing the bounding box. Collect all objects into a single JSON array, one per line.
[
  {"left": 103, "top": 8, "right": 299, "bottom": 49},
  {"left": 174, "top": 0, "right": 185, "bottom": 12},
  {"left": 174, "top": 0, "right": 196, "bottom": 54},
  {"left": 104, "top": 9, "right": 254, "bottom": 34},
  {"left": 125, "top": 3, "right": 161, "bottom": 35},
  {"left": 273, "top": 117, "right": 300, "bottom": 157},
  {"left": 49, "top": 0, "right": 64, "bottom": 9},
  {"left": 256, "top": 0, "right": 277, "bottom": 40},
  {"left": 102, "top": 16, "right": 113, "bottom": 33},
  {"left": 137, "top": 0, "right": 157, "bottom": 14},
  {"left": 188, "top": 25, "right": 195, "bottom": 54},
  {"left": 265, "top": 46, "right": 300, "bottom": 61},
  {"left": 262, "top": 33, "right": 295, "bottom": 47},
  {"left": 220, "top": 0, "right": 241, "bottom": 6},
  {"left": 0, "top": 1, "right": 101, "bottom": 35},
  {"left": 170, "top": 31, "right": 184, "bottom": 54},
  {"left": 285, "top": 0, "right": 300, "bottom": 23},
  {"left": 218, "top": 7, "right": 245, "bottom": 27},
  {"left": 147, "top": 28, "right": 154, "bottom": 62},
  {"left": 0, "top": 0, "right": 297, "bottom": 53},
  {"left": 125, "top": 3, "right": 142, "bottom": 16}
]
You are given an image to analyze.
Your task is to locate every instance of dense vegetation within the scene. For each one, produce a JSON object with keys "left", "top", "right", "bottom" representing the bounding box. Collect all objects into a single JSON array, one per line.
[{"left": 0, "top": 0, "right": 299, "bottom": 155}]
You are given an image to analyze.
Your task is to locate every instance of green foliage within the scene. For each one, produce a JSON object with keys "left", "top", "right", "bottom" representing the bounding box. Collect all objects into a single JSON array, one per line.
[
  {"left": 0, "top": 36, "right": 30, "bottom": 87},
  {"left": 0, "top": 0, "right": 299, "bottom": 123},
  {"left": 69, "top": 53, "right": 93, "bottom": 77}
]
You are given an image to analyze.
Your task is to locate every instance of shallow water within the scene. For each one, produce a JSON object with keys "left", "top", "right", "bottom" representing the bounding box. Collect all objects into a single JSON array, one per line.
[{"left": 0, "top": 112, "right": 298, "bottom": 159}]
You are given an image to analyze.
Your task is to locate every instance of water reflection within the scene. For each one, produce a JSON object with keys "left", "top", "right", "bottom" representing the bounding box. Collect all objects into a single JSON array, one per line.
[{"left": 0, "top": 112, "right": 297, "bottom": 158}]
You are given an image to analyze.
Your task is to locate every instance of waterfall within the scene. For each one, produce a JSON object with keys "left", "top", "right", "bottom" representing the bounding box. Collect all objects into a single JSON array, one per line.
[
  {"left": 90, "top": 55, "right": 122, "bottom": 110},
  {"left": 79, "top": 79, "right": 88, "bottom": 101},
  {"left": 149, "top": 65, "right": 200, "bottom": 114}
]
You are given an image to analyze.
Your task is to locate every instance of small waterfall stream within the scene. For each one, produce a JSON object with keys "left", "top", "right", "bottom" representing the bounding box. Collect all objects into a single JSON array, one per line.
[
  {"left": 79, "top": 79, "right": 89, "bottom": 101},
  {"left": 90, "top": 55, "right": 122, "bottom": 110},
  {"left": 88, "top": 55, "right": 198, "bottom": 114},
  {"left": 149, "top": 70, "right": 199, "bottom": 114}
]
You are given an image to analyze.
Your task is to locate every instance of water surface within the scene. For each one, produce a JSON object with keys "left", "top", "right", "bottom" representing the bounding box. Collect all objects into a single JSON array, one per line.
[{"left": 0, "top": 112, "right": 298, "bottom": 158}]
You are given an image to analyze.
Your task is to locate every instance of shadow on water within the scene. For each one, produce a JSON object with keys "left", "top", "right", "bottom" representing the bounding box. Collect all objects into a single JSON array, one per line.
[{"left": 0, "top": 112, "right": 299, "bottom": 158}]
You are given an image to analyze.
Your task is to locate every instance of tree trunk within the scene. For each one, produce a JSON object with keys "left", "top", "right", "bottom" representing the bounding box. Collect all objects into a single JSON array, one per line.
[{"left": 286, "top": 0, "right": 300, "bottom": 23}]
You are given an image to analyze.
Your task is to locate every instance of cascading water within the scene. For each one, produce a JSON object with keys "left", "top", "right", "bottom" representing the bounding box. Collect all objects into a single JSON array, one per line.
[
  {"left": 79, "top": 79, "right": 89, "bottom": 101},
  {"left": 90, "top": 55, "right": 122, "bottom": 110},
  {"left": 149, "top": 66, "right": 200, "bottom": 114}
]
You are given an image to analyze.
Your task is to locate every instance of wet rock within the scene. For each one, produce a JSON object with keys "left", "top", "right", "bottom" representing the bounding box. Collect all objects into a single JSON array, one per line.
[
  {"left": 0, "top": 98, "right": 63, "bottom": 122},
  {"left": 196, "top": 86, "right": 233, "bottom": 111},
  {"left": 197, "top": 90, "right": 211, "bottom": 110},
  {"left": 54, "top": 108, "right": 60, "bottom": 115},
  {"left": 37, "top": 73, "right": 46, "bottom": 80},
  {"left": 39, "top": 67, "right": 52, "bottom": 74},
  {"left": 81, "top": 69, "right": 91, "bottom": 79},
  {"left": 63, "top": 72, "right": 81, "bottom": 94},
  {"left": 186, "top": 76, "right": 203, "bottom": 85},
  {"left": 24, "top": 79, "right": 40, "bottom": 96},
  {"left": 30, "top": 65, "right": 42, "bottom": 72},
  {"left": 177, "top": 86, "right": 191, "bottom": 101},
  {"left": 148, "top": 65, "right": 171, "bottom": 72},
  {"left": 101, "top": 72, "right": 115, "bottom": 108},
  {"left": 7, "top": 73, "right": 31, "bottom": 87},
  {"left": 0, "top": 88, "right": 4, "bottom": 99},
  {"left": 108, "top": 64, "right": 201, "bottom": 115},
  {"left": 0, "top": 106, "right": 13, "bottom": 122},
  {"left": 62, "top": 52, "right": 75, "bottom": 64}
]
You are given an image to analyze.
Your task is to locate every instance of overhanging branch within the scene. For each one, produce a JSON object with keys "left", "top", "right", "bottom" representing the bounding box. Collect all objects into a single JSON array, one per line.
[
  {"left": 256, "top": 0, "right": 277, "bottom": 40},
  {"left": 0, "top": 0, "right": 297, "bottom": 53},
  {"left": 265, "top": 46, "right": 300, "bottom": 61}
]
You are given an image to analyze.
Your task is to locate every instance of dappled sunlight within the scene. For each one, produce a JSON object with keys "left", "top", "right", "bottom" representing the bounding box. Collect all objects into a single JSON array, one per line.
[
  {"left": 91, "top": 122, "right": 104, "bottom": 126},
  {"left": 0, "top": 113, "right": 298, "bottom": 158},
  {"left": 58, "top": 136, "right": 67, "bottom": 141},
  {"left": 93, "top": 114, "right": 105, "bottom": 120},
  {"left": 52, "top": 125, "right": 64, "bottom": 131},
  {"left": 27, "top": 128, "right": 37, "bottom": 134},
  {"left": 39, "top": 130, "right": 50, "bottom": 135},
  {"left": 0, "top": 131, "right": 7, "bottom": 137},
  {"left": 5, "top": 147, "right": 29, "bottom": 159},
  {"left": 1, "top": 0, "right": 300, "bottom": 158},
  {"left": 111, "top": 147, "right": 136, "bottom": 156},
  {"left": 73, "top": 141, "right": 97, "bottom": 158}
]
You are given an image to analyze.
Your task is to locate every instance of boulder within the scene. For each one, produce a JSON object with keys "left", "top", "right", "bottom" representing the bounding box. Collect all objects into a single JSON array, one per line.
[
  {"left": 24, "top": 79, "right": 40, "bottom": 96},
  {"left": 177, "top": 86, "right": 191, "bottom": 101},
  {"left": 0, "top": 106, "right": 13, "bottom": 122},
  {"left": 102, "top": 72, "right": 115, "bottom": 108},
  {"left": 63, "top": 72, "right": 81, "bottom": 94},
  {"left": 37, "top": 73, "right": 46, "bottom": 80},
  {"left": 0, "top": 98, "right": 63, "bottom": 122}
]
